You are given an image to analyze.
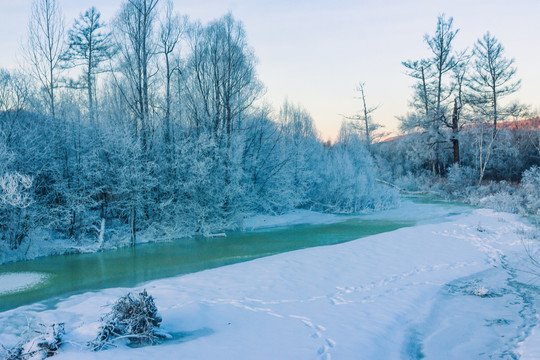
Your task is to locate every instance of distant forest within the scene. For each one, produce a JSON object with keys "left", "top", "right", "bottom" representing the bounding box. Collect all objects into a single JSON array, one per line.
[
  {"left": 0, "top": 0, "right": 398, "bottom": 255},
  {"left": 0, "top": 1, "right": 538, "bottom": 259}
]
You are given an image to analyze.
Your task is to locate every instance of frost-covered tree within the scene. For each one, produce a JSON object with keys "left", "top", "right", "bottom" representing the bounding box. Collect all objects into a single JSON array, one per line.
[
  {"left": 315, "top": 121, "right": 398, "bottom": 212},
  {"left": 182, "top": 13, "right": 263, "bottom": 221},
  {"left": 279, "top": 100, "right": 320, "bottom": 206},
  {"left": 24, "top": 0, "right": 65, "bottom": 117},
  {"left": 0, "top": 171, "right": 34, "bottom": 249},
  {"left": 343, "top": 82, "right": 380, "bottom": 151},
  {"left": 467, "top": 32, "right": 521, "bottom": 183},
  {"left": 448, "top": 58, "right": 469, "bottom": 164},
  {"left": 0, "top": 70, "right": 34, "bottom": 149},
  {"left": 113, "top": 0, "right": 160, "bottom": 152},
  {"left": 158, "top": 0, "right": 186, "bottom": 148},
  {"left": 402, "top": 15, "right": 464, "bottom": 174},
  {"left": 0, "top": 69, "right": 32, "bottom": 115},
  {"left": 184, "top": 13, "right": 262, "bottom": 140},
  {"left": 64, "top": 7, "right": 114, "bottom": 124},
  {"left": 468, "top": 32, "right": 521, "bottom": 139}
]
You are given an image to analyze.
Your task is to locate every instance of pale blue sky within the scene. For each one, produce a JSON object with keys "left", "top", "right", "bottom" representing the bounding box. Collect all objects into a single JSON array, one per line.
[{"left": 1, "top": 0, "right": 539, "bottom": 140}]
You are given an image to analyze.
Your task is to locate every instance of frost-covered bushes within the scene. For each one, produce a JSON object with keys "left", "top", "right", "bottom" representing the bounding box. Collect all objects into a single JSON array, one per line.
[
  {"left": 444, "top": 164, "right": 477, "bottom": 196},
  {"left": 167, "top": 133, "right": 245, "bottom": 235},
  {"left": 311, "top": 125, "right": 399, "bottom": 213},
  {"left": 0, "top": 172, "right": 34, "bottom": 249},
  {"left": 0, "top": 323, "right": 64, "bottom": 360},
  {"left": 459, "top": 166, "right": 540, "bottom": 215},
  {"left": 470, "top": 186, "right": 523, "bottom": 214},
  {"left": 314, "top": 146, "right": 399, "bottom": 212},
  {"left": 447, "top": 164, "right": 476, "bottom": 188},
  {"left": 458, "top": 125, "right": 539, "bottom": 182},
  {"left": 522, "top": 166, "right": 540, "bottom": 214},
  {"left": 90, "top": 290, "right": 163, "bottom": 350},
  {"left": 0, "top": 172, "right": 33, "bottom": 208},
  {"left": 241, "top": 103, "right": 400, "bottom": 215},
  {"left": 390, "top": 170, "right": 446, "bottom": 196},
  {"left": 313, "top": 146, "right": 366, "bottom": 212}
]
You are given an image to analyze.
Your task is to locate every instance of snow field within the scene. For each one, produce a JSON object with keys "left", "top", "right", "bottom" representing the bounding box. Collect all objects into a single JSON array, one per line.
[{"left": 0, "top": 208, "right": 539, "bottom": 359}]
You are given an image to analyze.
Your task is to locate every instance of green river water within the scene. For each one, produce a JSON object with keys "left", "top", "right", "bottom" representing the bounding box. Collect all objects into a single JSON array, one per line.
[{"left": 0, "top": 198, "right": 472, "bottom": 312}]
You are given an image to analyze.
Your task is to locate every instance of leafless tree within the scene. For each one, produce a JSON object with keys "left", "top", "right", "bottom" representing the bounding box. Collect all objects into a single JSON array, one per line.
[
  {"left": 158, "top": 0, "right": 186, "bottom": 147},
  {"left": 425, "top": 15, "right": 461, "bottom": 126},
  {"left": 0, "top": 70, "right": 33, "bottom": 147},
  {"left": 113, "top": 0, "right": 160, "bottom": 152},
  {"left": 343, "top": 82, "right": 380, "bottom": 151},
  {"left": 447, "top": 58, "right": 469, "bottom": 164},
  {"left": 402, "top": 59, "right": 432, "bottom": 120},
  {"left": 184, "top": 13, "right": 262, "bottom": 142},
  {"left": 24, "top": 0, "right": 65, "bottom": 117},
  {"left": 0, "top": 70, "right": 32, "bottom": 114}
]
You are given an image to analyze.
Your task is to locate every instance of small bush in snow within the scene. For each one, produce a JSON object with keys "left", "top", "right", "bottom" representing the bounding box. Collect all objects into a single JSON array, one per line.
[
  {"left": 0, "top": 323, "right": 64, "bottom": 360},
  {"left": 90, "top": 290, "right": 163, "bottom": 350},
  {"left": 473, "top": 286, "right": 490, "bottom": 297}
]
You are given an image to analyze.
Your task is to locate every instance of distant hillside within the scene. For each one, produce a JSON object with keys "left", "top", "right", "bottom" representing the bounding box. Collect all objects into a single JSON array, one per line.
[{"left": 379, "top": 118, "right": 540, "bottom": 144}]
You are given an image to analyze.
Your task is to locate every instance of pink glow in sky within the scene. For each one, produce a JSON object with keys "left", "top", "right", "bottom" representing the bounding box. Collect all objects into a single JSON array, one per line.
[{"left": 1, "top": 0, "right": 539, "bottom": 140}]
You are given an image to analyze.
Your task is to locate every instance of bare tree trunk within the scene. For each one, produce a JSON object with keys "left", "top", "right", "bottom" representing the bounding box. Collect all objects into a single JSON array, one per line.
[
  {"left": 49, "top": 62, "right": 55, "bottom": 117},
  {"left": 87, "top": 40, "right": 94, "bottom": 124},
  {"left": 358, "top": 83, "right": 371, "bottom": 150},
  {"left": 164, "top": 53, "right": 171, "bottom": 146},
  {"left": 451, "top": 98, "right": 460, "bottom": 164},
  {"left": 492, "top": 86, "right": 498, "bottom": 141},
  {"left": 421, "top": 66, "right": 429, "bottom": 116},
  {"left": 477, "top": 126, "right": 496, "bottom": 185},
  {"left": 130, "top": 204, "right": 136, "bottom": 246}
]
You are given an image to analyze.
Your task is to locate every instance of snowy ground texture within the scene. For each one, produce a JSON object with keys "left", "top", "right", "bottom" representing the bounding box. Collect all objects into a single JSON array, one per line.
[{"left": 1, "top": 208, "right": 540, "bottom": 359}]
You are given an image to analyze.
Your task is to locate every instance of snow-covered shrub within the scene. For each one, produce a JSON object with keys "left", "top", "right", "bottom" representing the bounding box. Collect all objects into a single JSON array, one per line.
[
  {"left": 90, "top": 290, "right": 163, "bottom": 350},
  {"left": 0, "top": 172, "right": 33, "bottom": 209},
  {"left": 464, "top": 168, "right": 540, "bottom": 215},
  {"left": 473, "top": 286, "right": 490, "bottom": 297},
  {"left": 446, "top": 164, "right": 476, "bottom": 190},
  {"left": 472, "top": 190, "right": 524, "bottom": 214},
  {"left": 522, "top": 166, "right": 540, "bottom": 214},
  {"left": 311, "top": 129, "right": 399, "bottom": 213},
  {"left": 0, "top": 172, "right": 34, "bottom": 249},
  {"left": 0, "top": 323, "right": 64, "bottom": 360},
  {"left": 393, "top": 170, "right": 442, "bottom": 194}
]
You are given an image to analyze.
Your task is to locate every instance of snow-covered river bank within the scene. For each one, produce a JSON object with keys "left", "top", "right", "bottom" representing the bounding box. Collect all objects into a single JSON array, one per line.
[
  {"left": 1, "top": 199, "right": 539, "bottom": 359},
  {"left": 0, "top": 198, "right": 467, "bottom": 312}
]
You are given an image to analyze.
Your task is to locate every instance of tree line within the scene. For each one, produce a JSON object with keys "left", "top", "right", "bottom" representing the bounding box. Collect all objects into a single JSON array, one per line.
[
  {"left": 375, "top": 14, "right": 538, "bottom": 187},
  {"left": 0, "top": 0, "right": 397, "bottom": 253}
]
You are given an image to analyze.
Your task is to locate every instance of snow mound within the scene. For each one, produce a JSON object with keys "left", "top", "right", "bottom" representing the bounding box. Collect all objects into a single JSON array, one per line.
[{"left": 0, "top": 272, "right": 49, "bottom": 295}]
